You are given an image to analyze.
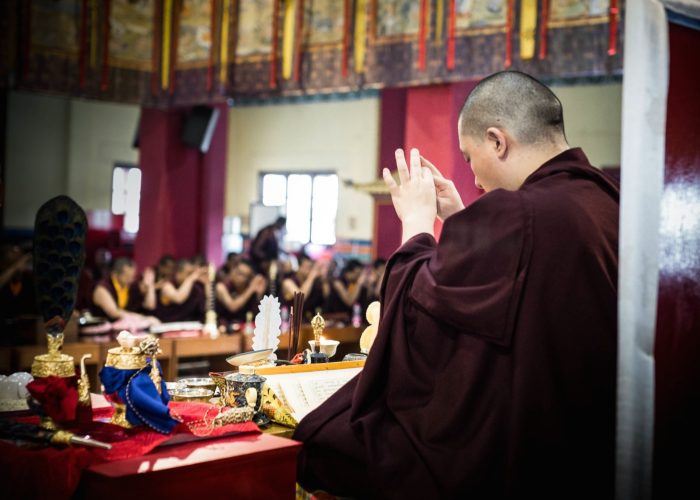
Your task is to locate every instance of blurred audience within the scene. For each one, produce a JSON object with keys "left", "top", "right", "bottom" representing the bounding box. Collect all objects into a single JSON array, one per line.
[
  {"left": 155, "top": 259, "right": 208, "bottom": 323},
  {"left": 215, "top": 258, "right": 266, "bottom": 324},
  {"left": 91, "top": 257, "right": 158, "bottom": 322}
]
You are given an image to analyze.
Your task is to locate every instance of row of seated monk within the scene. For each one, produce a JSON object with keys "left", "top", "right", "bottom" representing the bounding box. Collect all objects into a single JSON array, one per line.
[
  {"left": 0, "top": 242, "right": 386, "bottom": 329},
  {"left": 88, "top": 252, "right": 386, "bottom": 326}
]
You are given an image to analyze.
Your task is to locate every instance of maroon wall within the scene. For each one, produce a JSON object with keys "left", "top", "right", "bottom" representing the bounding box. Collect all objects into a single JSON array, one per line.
[
  {"left": 654, "top": 22, "right": 700, "bottom": 500},
  {"left": 374, "top": 83, "right": 481, "bottom": 258},
  {"left": 374, "top": 88, "right": 406, "bottom": 259},
  {"left": 134, "top": 105, "right": 227, "bottom": 270}
]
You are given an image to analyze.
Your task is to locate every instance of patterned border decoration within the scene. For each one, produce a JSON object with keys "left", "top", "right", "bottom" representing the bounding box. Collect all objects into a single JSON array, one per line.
[
  {"left": 455, "top": 0, "right": 508, "bottom": 36},
  {"left": 109, "top": 0, "right": 154, "bottom": 71},
  {"left": 235, "top": 0, "right": 274, "bottom": 62},
  {"left": 176, "top": 0, "right": 213, "bottom": 69},
  {"left": 305, "top": 0, "right": 344, "bottom": 51},
  {"left": 372, "top": 0, "right": 422, "bottom": 45},
  {"left": 11, "top": 0, "right": 625, "bottom": 106},
  {"left": 30, "top": 0, "right": 81, "bottom": 57},
  {"left": 548, "top": 0, "right": 610, "bottom": 28}
]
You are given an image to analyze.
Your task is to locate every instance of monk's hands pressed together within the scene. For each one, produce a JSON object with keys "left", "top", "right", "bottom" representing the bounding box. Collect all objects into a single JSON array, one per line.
[
  {"left": 383, "top": 148, "right": 437, "bottom": 243},
  {"left": 420, "top": 155, "right": 465, "bottom": 220}
]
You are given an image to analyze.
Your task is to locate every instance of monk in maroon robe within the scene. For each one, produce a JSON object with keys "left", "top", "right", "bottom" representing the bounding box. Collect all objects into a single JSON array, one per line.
[
  {"left": 155, "top": 259, "right": 208, "bottom": 323},
  {"left": 294, "top": 71, "right": 619, "bottom": 499}
]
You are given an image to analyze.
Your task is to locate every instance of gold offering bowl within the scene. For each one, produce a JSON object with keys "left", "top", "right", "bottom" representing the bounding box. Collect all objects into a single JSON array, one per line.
[
  {"left": 31, "top": 352, "right": 76, "bottom": 378},
  {"left": 308, "top": 339, "right": 340, "bottom": 359},
  {"left": 104, "top": 347, "right": 148, "bottom": 370}
]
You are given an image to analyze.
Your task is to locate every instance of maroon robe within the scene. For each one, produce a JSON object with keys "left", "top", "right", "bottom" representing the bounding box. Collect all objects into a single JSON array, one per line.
[
  {"left": 293, "top": 148, "right": 619, "bottom": 499},
  {"left": 155, "top": 281, "right": 206, "bottom": 323},
  {"left": 215, "top": 279, "right": 259, "bottom": 324},
  {"left": 90, "top": 278, "right": 146, "bottom": 320}
]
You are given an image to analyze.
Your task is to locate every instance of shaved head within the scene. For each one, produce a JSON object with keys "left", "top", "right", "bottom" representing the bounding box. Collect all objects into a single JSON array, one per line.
[{"left": 459, "top": 71, "right": 566, "bottom": 145}]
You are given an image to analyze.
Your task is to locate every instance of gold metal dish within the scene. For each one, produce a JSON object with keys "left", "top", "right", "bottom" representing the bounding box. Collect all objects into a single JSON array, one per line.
[
  {"left": 179, "top": 377, "right": 217, "bottom": 392},
  {"left": 170, "top": 388, "right": 214, "bottom": 403}
]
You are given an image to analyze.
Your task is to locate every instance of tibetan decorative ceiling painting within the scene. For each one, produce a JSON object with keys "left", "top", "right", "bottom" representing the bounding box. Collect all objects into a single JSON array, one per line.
[{"left": 1, "top": 0, "right": 624, "bottom": 106}]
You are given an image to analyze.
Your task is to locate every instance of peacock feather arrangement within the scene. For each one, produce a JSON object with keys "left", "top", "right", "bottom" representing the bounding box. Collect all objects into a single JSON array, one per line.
[{"left": 33, "top": 195, "right": 87, "bottom": 334}]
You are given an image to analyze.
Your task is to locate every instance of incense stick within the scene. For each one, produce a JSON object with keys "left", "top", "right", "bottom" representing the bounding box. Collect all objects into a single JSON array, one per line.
[
  {"left": 287, "top": 307, "right": 293, "bottom": 361},
  {"left": 290, "top": 291, "right": 305, "bottom": 359}
]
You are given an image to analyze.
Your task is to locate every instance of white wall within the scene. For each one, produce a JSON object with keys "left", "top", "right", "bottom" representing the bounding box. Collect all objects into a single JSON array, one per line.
[
  {"left": 4, "top": 92, "right": 70, "bottom": 228},
  {"left": 226, "top": 97, "right": 380, "bottom": 241},
  {"left": 4, "top": 84, "right": 620, "bottom": 232},
  {"left": 66, "top": 99, "right": 140, "bottom": 211},
  {"left": 552, "top": 83, "right": 622, "bottom": 168},
  {"left": 3, "top": 91, "right": 140, "bottom": 229}
]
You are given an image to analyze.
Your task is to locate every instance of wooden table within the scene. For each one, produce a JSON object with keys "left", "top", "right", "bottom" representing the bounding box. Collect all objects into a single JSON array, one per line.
[
  {"left": 79, "top": 433, "right": 301, "bottom": 499},
  {"left": 1, "top": 394, "right": 301, "bottom": 500},
  {"left": 0, "top": 332, "right": 244, "bottom": 388}
]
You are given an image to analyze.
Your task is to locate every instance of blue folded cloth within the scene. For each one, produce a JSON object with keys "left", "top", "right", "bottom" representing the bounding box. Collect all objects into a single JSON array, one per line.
[{"left": 100, "top": 360, "right": 178, "bottom": 434}]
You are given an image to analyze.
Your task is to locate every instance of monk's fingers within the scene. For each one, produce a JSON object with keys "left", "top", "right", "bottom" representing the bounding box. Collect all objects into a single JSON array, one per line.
[
  {"left": 409, "top": 148, "right": 421, "bottom": 181},
  {"left": 419, "top": 155, "right": 444, "bottom": 179},
  {"left": 382, "top": 168, "right": 399, "bottom": 196},
  {"left": 394, "top": 149, "right": 410, "bottom": 185},
  {"left": 421, "top": 167, "right": 436, "bottom": 192}
]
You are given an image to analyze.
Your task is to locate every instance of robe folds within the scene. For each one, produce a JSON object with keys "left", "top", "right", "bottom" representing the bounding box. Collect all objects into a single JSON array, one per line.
[{"left": 293, "top": 148, "right": 620, "bottom": 499}]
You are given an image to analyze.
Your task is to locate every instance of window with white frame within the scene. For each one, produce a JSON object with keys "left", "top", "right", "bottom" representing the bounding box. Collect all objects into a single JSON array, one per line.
[
  {"left": 260, "top": 172, "right": 338, "bottom": 245},
  {"left": 111, "top": 164, "right": 142, "bottom": 233}
]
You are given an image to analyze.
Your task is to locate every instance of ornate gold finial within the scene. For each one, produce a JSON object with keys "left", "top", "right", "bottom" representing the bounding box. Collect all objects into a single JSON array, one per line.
[
  {"left": 78, "top": 354, "right": 92, "bottom": 405},
  {"left": 32, "top": 333, "right": 75, "bottom": 378},
  {"left": 138, "top": 336, "right": 162, "bottom": 395},
  {"left": 311, "top": 312, "right": 325, "bottom": 345},
  {"left": 47, "top": 333, "right": 64, "bottom": 357}
]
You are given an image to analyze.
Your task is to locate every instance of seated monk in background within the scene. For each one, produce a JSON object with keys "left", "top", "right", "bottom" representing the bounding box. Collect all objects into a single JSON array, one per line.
[
  {"left": 281, "top": 255, "right": 328, "bottom": 322},
  {"left": 91, "top": 257, "right": 158, "bottom": 322},
  {"left": 155, "top": 259, "right": 208, "bottom": 323},
  {"left": 324, "top": 259, "right": 371, "bottom": 319},
  {"left": 215, "top": 259, "right": 266, "bottom": 325},
  {"left": 0, "top": 246, "right": 36, "bottom": 325},
  {"left": 294, "top": 71, "right": 619, "bottom": 499}
]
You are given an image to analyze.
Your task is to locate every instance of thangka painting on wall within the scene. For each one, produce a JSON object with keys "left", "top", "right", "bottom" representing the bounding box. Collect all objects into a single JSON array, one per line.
[
  {"left": 177, "top": 0, "right": 212, "bottom": 67},
  {"left": 31, "top": 0, "right": 80, "bottom": 56},
  {"left": 549, "top": 0, "right": 610, "bottom": 27},
  {"left": 306, "top": 0, "right": 345, "bottom": 48},
  {"left": 374, "top": 0, "right": 420, "bottom": 43},
  {"left": 455, "top": 0, "right": 507, "bottom": 34},
  {"left": 110, "top": 0, "right": 153, "bottom": 70},
  {"left": 236, "top": 0, "right": 273, "bottom": 61}
]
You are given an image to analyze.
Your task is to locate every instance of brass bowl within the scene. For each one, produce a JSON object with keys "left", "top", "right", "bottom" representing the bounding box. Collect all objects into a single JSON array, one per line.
[
  {"left": 170, "top": 388, "right": 214, "bottom": 403},
  {"left": 180, "top": 377, "right": 217, "bottom": 392}
]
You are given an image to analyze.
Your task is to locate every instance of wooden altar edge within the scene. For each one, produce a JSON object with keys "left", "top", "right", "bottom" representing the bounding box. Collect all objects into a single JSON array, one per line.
[{"left": 253, "top": 359, "right": 365, "bottom": 375}]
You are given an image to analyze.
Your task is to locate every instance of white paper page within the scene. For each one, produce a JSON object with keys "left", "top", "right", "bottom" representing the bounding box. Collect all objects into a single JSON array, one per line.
[{"left": 264, "top": 367, "right": 361, "bottom": 422}]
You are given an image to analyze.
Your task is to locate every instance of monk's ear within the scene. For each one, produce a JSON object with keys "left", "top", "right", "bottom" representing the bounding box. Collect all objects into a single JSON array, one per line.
[{"left": 486, "top": 127, "right": 508, "bottom": 159}]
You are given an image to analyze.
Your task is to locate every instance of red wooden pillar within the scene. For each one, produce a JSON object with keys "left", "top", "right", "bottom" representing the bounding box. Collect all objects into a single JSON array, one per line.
[
  {"left": 653, "top": 21, "right": 700, "bottom": 500},
  {"left": 134, "top": 105, "right": 227, "bottom": 270},
  {"left": 373, "top": 82, "right": 481, "bottom": 258},
  {"left": 373, "top": 88, "right": 406, "bottom": 260}
]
